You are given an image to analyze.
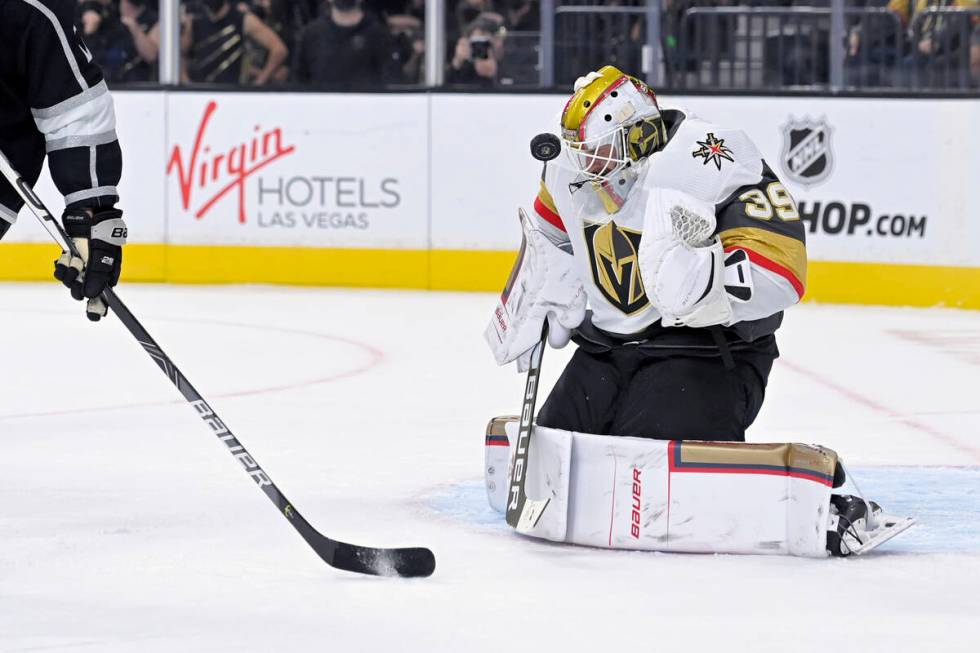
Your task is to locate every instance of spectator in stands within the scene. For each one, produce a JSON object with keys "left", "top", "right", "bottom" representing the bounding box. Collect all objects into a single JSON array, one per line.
[
  {"left": 405, "top": 0, "right": 425, "bottom": 21},
  {"left": 902, "top": 0, "right": 980, "bottom": 87},
  {"left": 388, "top": 13, "right": 426, "bottom": 84},
  {"left": 77, "top": 0, "right": 138, "bottom": 82},
  {"left": 973, "top": 23, "right": 980, "bottom": 85},
  {"left": 450, "top": 0, "right": 496, "bottom": 51},
  {"left": 845, "top": 0, "right": 905, "bottom": 87},
  {"left": 292, "top": 0, "right": 394, "bottom": 87},
  {"left": 181, "top": 0, "right": 288, "bottom": 85},
  {"left": 446, "top": 14, "right": 506, "bottom": 87},
  {"left": 242, "top": 0, "right": 311, "bottom": 83},
  {"left": 366, "top": 0, "right": 423, "bottom": 20},
  {"left": 455, "top": 0, "right": 489, "bottom": 33},
  {"left": 504, "top": 0, "right": 540, "bottom": 32},
  {"left": 118, "top": 0, "right": 160, "bottom": 82}
]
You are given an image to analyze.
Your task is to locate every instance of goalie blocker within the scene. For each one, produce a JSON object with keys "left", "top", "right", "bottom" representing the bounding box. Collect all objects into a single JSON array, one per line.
[{"left": 485, "top": 417, "right": 914, "bottom": 557}]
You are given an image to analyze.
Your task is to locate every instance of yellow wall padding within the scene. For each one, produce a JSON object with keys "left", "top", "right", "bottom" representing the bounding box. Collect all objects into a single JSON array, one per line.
[{"left": 1, "top": 244, "right": 977, "bottom": 309}]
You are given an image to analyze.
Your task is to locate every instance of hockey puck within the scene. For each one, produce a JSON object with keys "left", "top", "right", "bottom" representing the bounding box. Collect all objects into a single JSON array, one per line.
[{"left": 530, "top": 133, "right": 561, "bottom": 162}]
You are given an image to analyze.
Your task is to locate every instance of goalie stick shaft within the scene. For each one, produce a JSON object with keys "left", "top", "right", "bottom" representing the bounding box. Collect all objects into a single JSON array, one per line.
[
  {"left": 505, "top": 322, "right": 548, "bottom": 529},
  {"left": 0, "top": 149, "right": 435, "bottom": 578}
]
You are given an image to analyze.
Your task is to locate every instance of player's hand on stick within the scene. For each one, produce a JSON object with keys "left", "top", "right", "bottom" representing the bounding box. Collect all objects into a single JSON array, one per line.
[{"left": 54, "top": 208, "right": 127, "bottom": 322}]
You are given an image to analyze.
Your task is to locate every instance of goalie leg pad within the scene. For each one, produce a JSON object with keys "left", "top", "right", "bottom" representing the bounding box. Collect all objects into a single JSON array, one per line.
[
  {"left": 487, "top": 424, "right": 841, "bottom": 557},
  {"left": 485, "top": 416, "right": 515, "bottom": 514}
]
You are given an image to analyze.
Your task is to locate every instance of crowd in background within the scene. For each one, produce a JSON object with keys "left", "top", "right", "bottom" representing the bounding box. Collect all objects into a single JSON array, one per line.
[{"left": 75, "top": 0, "right": 980, "bottom": 89}]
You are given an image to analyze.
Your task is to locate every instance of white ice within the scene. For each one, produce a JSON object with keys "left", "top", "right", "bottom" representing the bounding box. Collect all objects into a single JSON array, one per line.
[{"left": 1, "top": 283, "right": 978, "bottom": 652}]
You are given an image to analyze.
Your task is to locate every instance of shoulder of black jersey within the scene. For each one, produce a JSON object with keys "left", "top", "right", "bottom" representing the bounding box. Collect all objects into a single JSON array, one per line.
[
  {"left": 715, "top": 161, "right": 805, "bottom": 243},
  {"left": 661, "top": 108, "right": 688, "bottom": 142},
  {"left": 714, "top": 161, "right": 807, "bottom": 298},
  {"left": 18, "top": 0, "right": 75, "bottom": 23}
]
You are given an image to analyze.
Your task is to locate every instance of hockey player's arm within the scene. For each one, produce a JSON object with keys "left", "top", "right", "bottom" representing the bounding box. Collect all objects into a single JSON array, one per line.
[
  {"left": 22, "top": 0, "right": 126, "bottom": 319},
  {"left": 716, "top": 165, "right": 807, "bottom": 323},
  {"left": 638, "top": 167, "right": 805, "bottom": 328},
  {"left": 485, "top": 182, "right": 585, "bottom": 371},
  {"left": 23, "top": 0, "right": 122, "bottom": 211}
]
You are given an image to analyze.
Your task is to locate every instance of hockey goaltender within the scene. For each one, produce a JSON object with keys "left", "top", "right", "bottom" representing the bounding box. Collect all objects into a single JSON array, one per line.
[{"left": 484, "top": 66, "right": 914, "bottom": 557}]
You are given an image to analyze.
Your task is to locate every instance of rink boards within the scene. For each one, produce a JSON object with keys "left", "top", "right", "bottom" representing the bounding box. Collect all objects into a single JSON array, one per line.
[{"left": 0, "top": 91, "right": 977, "bottom": 308}]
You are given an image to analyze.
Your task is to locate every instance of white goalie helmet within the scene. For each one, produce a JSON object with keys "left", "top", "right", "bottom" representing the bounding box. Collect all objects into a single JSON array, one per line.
[{"left": 559, "top": 65, "right": 667, "bottom": 212}]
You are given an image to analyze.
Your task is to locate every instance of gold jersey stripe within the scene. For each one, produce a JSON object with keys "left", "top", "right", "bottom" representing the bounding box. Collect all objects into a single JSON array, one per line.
[
  {"left": 537, "top": 180, "right": 559, "bottom": 214},
  {"left": 719, "top": 226, "right": 807, "bottom": 291}
]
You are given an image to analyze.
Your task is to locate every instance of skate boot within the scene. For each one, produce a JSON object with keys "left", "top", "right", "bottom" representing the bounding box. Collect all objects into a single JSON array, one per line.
[{"left": 827, "top": 494, "right": 916, "bottom": 556}]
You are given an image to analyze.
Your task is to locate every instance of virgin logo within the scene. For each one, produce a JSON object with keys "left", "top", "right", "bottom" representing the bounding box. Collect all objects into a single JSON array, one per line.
[{"left": 167, "top": 101, "right": 296, "bottom": 223}]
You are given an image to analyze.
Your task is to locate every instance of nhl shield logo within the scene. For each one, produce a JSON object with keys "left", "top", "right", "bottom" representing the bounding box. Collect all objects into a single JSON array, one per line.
[{"left": 780, "top": 117, "right": 834, "bottom": 188}]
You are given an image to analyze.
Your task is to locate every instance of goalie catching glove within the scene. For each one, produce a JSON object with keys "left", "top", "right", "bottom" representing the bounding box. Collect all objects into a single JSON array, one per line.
[
  {"left": 639, "top": 188, "right": 752, "bottom": 328},
  {"left": 54, "top": 208, "right": 127, "bottom": 322},
  {"left": 485, "top": 208, "right": 586, "bottom": 371}
]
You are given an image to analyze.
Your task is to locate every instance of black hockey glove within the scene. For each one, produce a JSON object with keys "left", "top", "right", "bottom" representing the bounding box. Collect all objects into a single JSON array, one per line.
[{"left": 54, "top": 208, "right": 127, "bottom": 322}]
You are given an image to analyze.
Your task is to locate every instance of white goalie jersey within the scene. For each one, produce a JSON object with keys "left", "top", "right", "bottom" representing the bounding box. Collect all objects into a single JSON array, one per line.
[{"left": 529, "top": 108, "right": 808, "bottom": 337}]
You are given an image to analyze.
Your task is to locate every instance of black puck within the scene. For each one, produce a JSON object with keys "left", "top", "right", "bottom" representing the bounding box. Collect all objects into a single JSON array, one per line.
[{"left": 530, "top": 133, "right": 561, "bottom": 162}]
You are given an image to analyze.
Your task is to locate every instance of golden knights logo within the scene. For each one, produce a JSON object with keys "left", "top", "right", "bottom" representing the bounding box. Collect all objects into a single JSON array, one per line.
[
  {"left": 780, "top": 117, "right": 834, "bottom": 188},
  {"left": 583, "top": 221, "right": 648, "bottom": 315},
  {"left": 692, "top": 133, "right": 734, "bottom": 170}
]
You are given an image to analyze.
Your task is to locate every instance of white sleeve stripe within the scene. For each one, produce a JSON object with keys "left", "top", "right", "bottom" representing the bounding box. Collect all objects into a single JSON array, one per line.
[
  {"left": 753, "top": 264, "right": 801, "bottom": 302},
  {"left": 0, "top": 204, "right": 18, "bottom": 224},
  {"left": 89, "top": 146, "right": 98, "bottom": 188},
  {"left": 64, "top": 186, "right": 118, "bottom": 205},
  {"left": 18, "top": 0, "right": 89, "bottom": 92},
  {"left": 729, "top": 265, "right": 800, "bottom": 325},
  {"left": 31, "top": 80, "right": 107, "bottom": 122},
  {"left": 32, "top": 84, "right": 116, "bottom": 142},
  {"left": 45, "top": 130, "right": 118, "bottom": 153}
]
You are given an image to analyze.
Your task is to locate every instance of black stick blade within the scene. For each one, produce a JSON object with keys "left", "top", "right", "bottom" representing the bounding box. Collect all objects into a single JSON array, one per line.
[{"left": 330, "top": 543, "right": 436, "bottom": 578}]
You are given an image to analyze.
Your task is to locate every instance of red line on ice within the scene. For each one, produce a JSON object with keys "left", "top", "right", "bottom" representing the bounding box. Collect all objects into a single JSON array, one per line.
[
  {"left": 779, "top": 358, "right": 980, "bottom": 463},
  {"left": 0, "top": 317, "right": 385, "bottom": 420}
]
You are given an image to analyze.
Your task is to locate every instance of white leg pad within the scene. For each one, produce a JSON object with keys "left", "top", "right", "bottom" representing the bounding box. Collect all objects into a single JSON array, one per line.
[{"left": 486, "top": 419, "right": 838, "bottom": 557}]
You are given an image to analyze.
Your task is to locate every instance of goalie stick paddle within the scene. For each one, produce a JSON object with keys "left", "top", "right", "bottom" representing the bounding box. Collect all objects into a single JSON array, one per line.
[
  {"left": 0, "top": 150, "right": 435, "bottom": 579},
  {"left": 505, "top": 322, "right": 550, "bottom": 530}
]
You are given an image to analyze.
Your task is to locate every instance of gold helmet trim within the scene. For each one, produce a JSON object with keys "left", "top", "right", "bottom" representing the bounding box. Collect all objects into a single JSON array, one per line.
[{"left": 560, "top": 65, "right": 659, "bottom": 142}]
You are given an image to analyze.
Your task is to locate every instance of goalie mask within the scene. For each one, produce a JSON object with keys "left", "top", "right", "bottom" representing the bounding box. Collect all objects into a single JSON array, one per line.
[{"left": 560, "top": 65, "right": 667, "bottom": 214}]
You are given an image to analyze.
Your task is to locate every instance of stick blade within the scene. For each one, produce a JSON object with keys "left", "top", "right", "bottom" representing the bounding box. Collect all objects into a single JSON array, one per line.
[{"left": 330, "top": 543, "right": 436, "bottom": 578}]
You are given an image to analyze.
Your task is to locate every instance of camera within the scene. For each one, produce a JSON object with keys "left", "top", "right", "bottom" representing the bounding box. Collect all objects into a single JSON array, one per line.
[{"left": 470, "top": 35, "right": 492, "bottom": 60}]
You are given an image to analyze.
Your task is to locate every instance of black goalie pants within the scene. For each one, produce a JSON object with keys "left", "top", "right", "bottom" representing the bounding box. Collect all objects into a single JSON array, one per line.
[{"left": 536, "top": 345, "right": 775, "bottom": 441}]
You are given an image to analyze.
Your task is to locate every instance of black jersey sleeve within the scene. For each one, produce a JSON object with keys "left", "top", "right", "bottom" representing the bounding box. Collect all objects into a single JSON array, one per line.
[
  {"left": 715, "top": 162, "right": 807, "bottom": 299},
  {"left": 21, "top": 0, "right": 122, "bottom": 209}
]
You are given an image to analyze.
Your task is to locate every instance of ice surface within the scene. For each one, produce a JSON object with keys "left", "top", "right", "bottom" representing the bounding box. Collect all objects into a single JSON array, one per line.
[{"left": 1, "top": 283, "right": 978, "bottom": 652}]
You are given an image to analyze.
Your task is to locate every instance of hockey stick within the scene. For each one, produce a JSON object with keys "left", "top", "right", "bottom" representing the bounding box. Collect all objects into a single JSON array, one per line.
[
  {"left": 503, "top": 134, "right": 562, "bottom": 531},
  {"left": 0, "top": 150, "right": 435, "bottom": 578},
  {"left": 505, "top": 322, "right": 551, "bottom": 530}
]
